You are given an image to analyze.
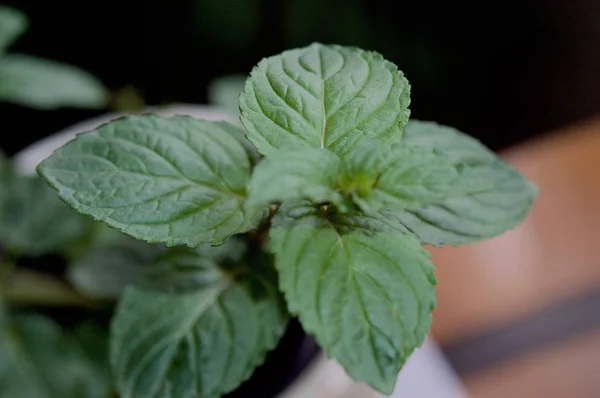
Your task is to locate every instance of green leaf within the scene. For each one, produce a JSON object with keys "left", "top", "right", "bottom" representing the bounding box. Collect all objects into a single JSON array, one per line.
[
  {"left": 247, "top": 147, "right": 347, "bottom": 210},
  {"left": 269, "top": 203, "right": 436, "bottom": 394},
  {"left": 0, "top": 174, "right": 89, "bottom": 256},
  {"left": 69, "top": 234, "right": 247, "bottom": 300},
  {"left": 38, "top": 116, "right": 261, "bottom": 247},
  {"left": 240, "top": 43, "right": 410, "bottom": 156},
  {"left": 0, "top": 54, "right": 108, "bottom": 109},
  {"left": 394, "top": 120, "right": 538, "bottom": 246},
  {"left": 0, "top": 314, "right": 112, "bottom": 398},
  {"left": 402, "top": 120, "right": 496, "bottom": 165},
  {"left": 0, "top": 6, "right": 27, "bottom": 55},
  {"left": 342, "top": 142, "right": 491, "bottom": 213},
  {"left": 212, "top": 119, "right": 261, "bottom": 166},
  {"left": 207, "top": 74, "right": 246, "bottom": 117},
  {"left": 72, "top": 323, "right": 112, "bottom": 393},
  {"left": 193, "top": 235, "right": 247, "bottom": 263},
  {"left": 110, "top": 249, "right": 288, "bottom": 398},
  {"left": 68, "top": 235, "right": 162, "bottom": 300}
]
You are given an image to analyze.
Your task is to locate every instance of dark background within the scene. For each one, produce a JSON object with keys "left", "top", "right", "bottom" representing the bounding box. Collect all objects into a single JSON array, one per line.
[{"left": 2, "top": 0, "right": 600, "bottom": 155}]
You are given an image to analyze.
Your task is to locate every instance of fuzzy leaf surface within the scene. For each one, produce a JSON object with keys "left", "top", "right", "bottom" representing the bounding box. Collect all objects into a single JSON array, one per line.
[
  {"left": 240, "top": 43, "right": 410, "bottom": 156},
  {"left": 38, "top": 116, "right": 261, "bottom": 247}
]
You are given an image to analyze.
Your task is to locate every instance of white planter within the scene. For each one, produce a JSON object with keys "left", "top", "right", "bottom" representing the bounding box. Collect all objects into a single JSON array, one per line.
[{"left": 15, "top": 104, "right": 469, "bottom": 398}]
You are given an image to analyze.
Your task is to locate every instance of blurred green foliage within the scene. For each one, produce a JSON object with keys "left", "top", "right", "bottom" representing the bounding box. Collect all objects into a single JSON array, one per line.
[{"left": 0, "top": 5, "right": 108, "bottom": 109}]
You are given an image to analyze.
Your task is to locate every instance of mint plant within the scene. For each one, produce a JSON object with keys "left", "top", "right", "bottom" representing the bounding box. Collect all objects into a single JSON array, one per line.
[{"left": 37, "top": 43, "right": 537, "bottom": 396}]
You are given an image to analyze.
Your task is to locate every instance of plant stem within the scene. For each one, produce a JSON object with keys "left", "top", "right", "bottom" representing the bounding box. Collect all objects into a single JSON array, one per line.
[
  {"left": 247, "top": 204, "right": 279, "bottom": 250},
  {"left": 1, "top": 267, "right": 100, "bottom": 308}
]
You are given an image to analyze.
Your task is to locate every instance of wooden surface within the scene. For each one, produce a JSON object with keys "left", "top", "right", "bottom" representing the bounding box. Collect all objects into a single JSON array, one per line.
[{"left": 430, "top": 115, "right": 600, "bottom": 397}]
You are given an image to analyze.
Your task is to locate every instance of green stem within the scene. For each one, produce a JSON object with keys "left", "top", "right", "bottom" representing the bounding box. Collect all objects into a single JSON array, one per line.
[
  {"left": 247, "top": 204, "right": 279, "bottom": 250},
  {"left": 1, "top": 267, "right": 100, "bottom": 308}
]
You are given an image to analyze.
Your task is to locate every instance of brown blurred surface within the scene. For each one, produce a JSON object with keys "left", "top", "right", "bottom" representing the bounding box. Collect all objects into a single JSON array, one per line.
[
  {"left": 430, "top": 115, "right": 600, "bottom": 397},
  {"left": 463, "top": 329, "right": 600, "bottom": 398}
]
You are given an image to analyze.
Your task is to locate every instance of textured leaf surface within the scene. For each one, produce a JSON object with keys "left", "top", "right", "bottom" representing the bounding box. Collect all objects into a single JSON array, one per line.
[
  {"left": 395, "top": 121, "right": 538, "bottom": 245},
  {"left": 0, "top": 175, "right": 89, "bottom": 256},
  {"left": 240, "top": 43, "right": 410, "bottom": 156},
  {"left": 211, "top": 119, "right": 261, "bottom": 166},
  {"left": 0, "top": 314, "right": 112, "bottom": 398},
  {"left": 38, "top": 116, "right": 261, "bottom": 247},
  {"left": 343, "top": 143, "right": 490, "bottom": 213},
  {"left": 0, "top": 54, "right": 108, "bottom": 109},
  {"left": 111, "top": 249, "right": 287, "bottom": 398},
  {"left": 269, "top": 203, "right": 436, "bottom": 394},
  {"left": 247, "top": 147, "right": 345, "bottom": 210},
  {"left": 403, "top": 120, "right": 496, "bottom": 164},
  {"left": 0, "top": 6, "right": 27, "bottom": 55}
]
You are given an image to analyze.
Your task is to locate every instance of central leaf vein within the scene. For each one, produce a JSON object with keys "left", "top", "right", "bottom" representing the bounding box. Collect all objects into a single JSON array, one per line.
[{"left": 352, "top": 239, "right": 425, "bottom": 340}]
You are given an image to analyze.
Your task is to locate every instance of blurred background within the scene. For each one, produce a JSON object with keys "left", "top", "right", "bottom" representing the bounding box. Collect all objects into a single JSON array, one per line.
[
  {"left": 3, "top": 0, "right": 600, "bottom": 155},
  {"left": 1, "top": 1, "right": 600, "bottom": 397}
]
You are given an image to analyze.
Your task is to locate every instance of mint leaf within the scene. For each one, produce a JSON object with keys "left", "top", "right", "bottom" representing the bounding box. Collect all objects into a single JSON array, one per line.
[
  {"left": 140, "top": 239, "right": 250, "bottom": 294},
  {"left": 72, "top": 323, "right": 112, "bottom": 394},
  {"left": 342, "top": 142, "right": 490, "bottom": 213},
  {"left": 240, "top": 43, "right": 410, "bottom": 156},
  {"left": 403, "top": 120, "right": 496, "bottom": 164},
  {"left": 0, "top": 314, "right": 112, "bottom": 398},
  {"left": 0, "top": 54, "right": 107, "bottom": 109},
  {"left": 0, "top": 6, "right": 27, "bottom": 55},
  {"left": 110, "top": 249, "right": 287, "bottom": 398},
  {"left": 0, "top": 175, "right": 89, "bottom": 256},
  {"left": 394, "top": 121, "right": 538, "bottom": 246},
  {"left": 69, "top": 235, "right": 247, "bottom": 300},
  {"left": 68, "top": 236, "right": 161, "bottom": 300},
  {"left": 269, "top": 203, "right": 436, "bottom": 394},
  {"left": 212, "top": 119, "right": 261, "bottom": 166},
  {"left": 38, "top": 116, "right": 261, "bottom": 247},
  {"left": 247, "top": 147, "right": 346, "bottom": 210},
  {"left": 207, "top": 74, "right": 246, "bottom": 117}
]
